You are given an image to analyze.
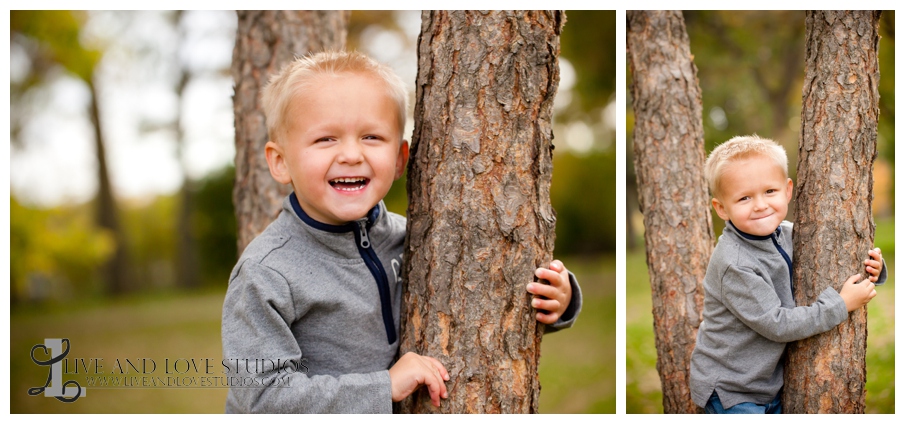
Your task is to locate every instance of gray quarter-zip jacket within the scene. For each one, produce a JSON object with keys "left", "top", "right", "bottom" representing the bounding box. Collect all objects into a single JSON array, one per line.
[
  {"left": 222, "top": 193, "right": 581, "bottom": 413},
  {"left": 689, "top": 220, "right": 885, "bottom": 409}
]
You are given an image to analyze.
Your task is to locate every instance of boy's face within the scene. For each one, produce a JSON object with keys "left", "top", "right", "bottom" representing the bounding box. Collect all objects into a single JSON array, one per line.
[
  {"left": 711, "top": 155, "right": 793, "bottom": 236},
  {"left": 265, "top": 72, "right": 408, "bottom": 225}
]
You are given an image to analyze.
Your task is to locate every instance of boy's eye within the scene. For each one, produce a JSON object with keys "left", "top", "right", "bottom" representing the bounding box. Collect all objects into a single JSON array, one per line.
[
  {"left": 739, "top": 196, "right": 750, "bottom": 202},
  {"left": 363, "top": 135, "right": 382, "bottom": 141},
  {"left": 315, "top": 137, "right": 335, "bottom": 143},
  {"left": 766, "top": 189, "right": 776, "bottom": 194}
]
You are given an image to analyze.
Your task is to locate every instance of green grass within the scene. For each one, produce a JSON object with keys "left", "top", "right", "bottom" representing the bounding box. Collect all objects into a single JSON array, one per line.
[
  {"left": 10, "top": 255, "right": 616, "bottom": 413},
  {"left": 625, "top": 218, "right": 896, "bottom": 413},
  {"left": 538, "top": 255, "right": 616, "bottom": 413}
]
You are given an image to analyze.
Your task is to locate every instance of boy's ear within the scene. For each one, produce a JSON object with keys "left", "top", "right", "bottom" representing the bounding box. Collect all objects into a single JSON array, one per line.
[
  {"left": 394, "top": 140, "right": 410, "bottom": 180},
  {"left": 785, "top": 178, "right": 793, "bottom": 202},
  {"left": 712, "top": 198, "right": 730, "bottom": 221},
  {"left": 265, "top": 140, "right": 292, "bottom": 185}
]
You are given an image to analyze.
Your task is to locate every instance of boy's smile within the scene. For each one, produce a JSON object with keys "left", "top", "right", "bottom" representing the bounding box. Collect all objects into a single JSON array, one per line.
[
  {"left": 711, "top": 155, "right": 792, "bottom": 237},
  {"left": 265, "top": 72, "right": 408, "bottom": 225}
]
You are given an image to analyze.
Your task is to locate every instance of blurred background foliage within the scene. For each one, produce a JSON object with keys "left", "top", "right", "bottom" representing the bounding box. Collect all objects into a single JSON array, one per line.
[
  {"left": 626, "top": 11, "right": 895, "bottom": 413},
  {"left": 9, "top": 10, "right": 615, "bottom": 413}
]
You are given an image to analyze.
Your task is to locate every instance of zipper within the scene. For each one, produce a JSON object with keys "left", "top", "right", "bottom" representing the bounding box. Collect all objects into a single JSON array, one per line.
[
  {"left": 769, "top": 229, "right": 794, "bottom": 290},
  {"left": 288, "top": 193, "right": 397, "bottom": 345},
  {"left": 357, "top": 218, "right": 371, "bottom": 249},
  {"left": 355, "top": 218, "right": 397, "bottom": 345}
]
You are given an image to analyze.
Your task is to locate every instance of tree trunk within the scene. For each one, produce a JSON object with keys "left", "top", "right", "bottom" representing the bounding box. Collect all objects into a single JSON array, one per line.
[
  {"left": 398, "top": 10, "right": 563, "bottom": 414},
  {"left": 232, "top": 10, "right": 348, "bottom": 254},
  {"left": 88, "top": 80, "right": 131, "bottom": 295},
  {"left": 173, "top": 11, "right": 199, "bottom": 289},
  {"left": 783, "top": 11, "right": 881, "bottom": 414},
  {"left": 627, "top": 10, "right": 712, "bottom": 414}
]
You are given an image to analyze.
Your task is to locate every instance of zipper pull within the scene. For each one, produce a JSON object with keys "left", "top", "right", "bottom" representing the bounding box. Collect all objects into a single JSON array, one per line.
[{"left": 356, "top": 218, "right": 371, "bottom": 249}]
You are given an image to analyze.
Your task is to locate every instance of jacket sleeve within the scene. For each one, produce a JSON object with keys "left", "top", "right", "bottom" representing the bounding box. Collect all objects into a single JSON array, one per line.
[
  {"left": 222, "top": 260, "right": 392, "bottom": 413},
  {"left": 544, "top": 271, "right": 583, "bottom": 333},
  {"left": 720, "top": 265, "right": 848, "bottom": 343},
  {"left": 877, "top": 259, "right": 888, "bottom": 286}
]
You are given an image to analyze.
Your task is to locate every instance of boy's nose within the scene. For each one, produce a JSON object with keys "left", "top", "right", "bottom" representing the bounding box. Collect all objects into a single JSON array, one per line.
[
  {"left": 753, "top": 197, "right": 767, "bottom": 210},
  {"left": 337, "top": 139, "right": 364, "bottom": 164}
]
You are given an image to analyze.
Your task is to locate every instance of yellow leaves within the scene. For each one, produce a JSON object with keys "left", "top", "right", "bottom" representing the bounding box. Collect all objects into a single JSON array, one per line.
[
  {"left": 10, "top": 10, "right": 100, "bottom": 83},
  {"left": 10, "top": 196, "right": 114, "bottom": 300}
]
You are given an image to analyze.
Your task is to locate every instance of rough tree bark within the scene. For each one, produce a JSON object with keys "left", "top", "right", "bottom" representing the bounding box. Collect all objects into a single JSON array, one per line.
[
  {"left": 232, "top": 11, "right": 348, "bottom": 254},
  {"left": 783, "top": 11, "right": 881, "bottom": 414},
  {"left": 398, "top": 10, "right": 563, "bottom": 414},
  {"left": 627, "top": 10, "right": 713, "bottom": 414}
]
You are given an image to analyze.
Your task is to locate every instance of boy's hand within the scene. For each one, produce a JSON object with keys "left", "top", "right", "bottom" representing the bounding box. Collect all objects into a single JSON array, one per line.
[
  {"left": 839, "top": 274, "right": 877, "bottom": 312},
  {"left": 388, "top": 352, "right": 449, "bottom": 407},
  {"left": 864, "top": 247, "right": 884, "bottom": 282},
  {"left": 527, "top": 259, "right": 572, "bottom": 325}
]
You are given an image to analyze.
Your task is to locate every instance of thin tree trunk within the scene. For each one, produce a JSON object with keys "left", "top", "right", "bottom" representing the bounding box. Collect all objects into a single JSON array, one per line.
[
  {"left": 627, "top": 10, "right": 712, "bottom": 414},
  {"left": 174, "top": 11, "right": 199, "bottom": 289},
  {"left": 783, "top": 10, "right": 881, "bottom": 414},
  {"left": 88, "top": 80, "right": 131, "bottom": 294},
  {"left": 398, "top": 10, "right": 563, "bottom": 414},
  {"left": 232, "top": 10, "right": 348, "bottom": 254}
]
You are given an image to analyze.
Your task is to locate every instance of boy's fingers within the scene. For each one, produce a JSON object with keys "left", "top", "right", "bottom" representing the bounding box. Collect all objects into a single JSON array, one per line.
[
  {"left": 549, "top": 260, "right": 564, "bottom": 272},
  {"left": 868, "top": 249, "right": 882, "bottom": 262},
  {"left": 866, "top": 265, "right": 879, "bottom": 280},
  {"left": 532, "top": 297, "right": 560, "bottom": 312},
  {"left": 422, "top": 365, "right": 444, "bottom": 406},
  {"left": 536, "top": 311, "right": 559, "bottom": 324},
  {"left": 425, "top": 356, "right": 450, "bottom": 381},
  {"left": 422, "top": 357, "right": 448, "bottom": 399},
  {"left": 527, "top": 282, "right": 559, "bottom": 299},
  {"left": 426, "top": 379, "right": 441, "bottom": 407},
  {"left": 534, "top": 268, "right": 562, "bottom": 286}
]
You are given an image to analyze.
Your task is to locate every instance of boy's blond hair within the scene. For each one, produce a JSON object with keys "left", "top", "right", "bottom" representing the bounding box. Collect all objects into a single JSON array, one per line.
[
  {"left": 261, "top": 50, "right": 408, "bottom": 144},
  {"left": 705, "top": 135, "right": 789, "bottom": 198}
]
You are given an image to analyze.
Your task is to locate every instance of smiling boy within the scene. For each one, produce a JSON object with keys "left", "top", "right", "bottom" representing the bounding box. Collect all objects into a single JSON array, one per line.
[
  {"left": 221, "top": 51, "right": 581, "bottom": 413},
  {"left": 689, "top": 135, "right": 885, "bottom": 414}
]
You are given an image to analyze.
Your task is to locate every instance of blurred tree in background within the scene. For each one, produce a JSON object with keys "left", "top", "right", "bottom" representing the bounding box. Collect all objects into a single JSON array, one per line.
[{"left": 11, "top": 10, "right": 131, "bottom": 296}]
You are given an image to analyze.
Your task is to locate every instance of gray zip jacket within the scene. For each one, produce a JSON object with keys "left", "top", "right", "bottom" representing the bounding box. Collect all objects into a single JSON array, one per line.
[
  {"left": 689, "top": 220, "right": 886, "bottom": 409},
  {"left": 222, "top": 194, "right": 581, "bottom": 413}
]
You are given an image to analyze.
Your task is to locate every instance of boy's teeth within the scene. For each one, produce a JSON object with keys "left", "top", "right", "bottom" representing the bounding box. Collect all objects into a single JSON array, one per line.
[{"left": 329, "top": 177, "right": 368, "bottom": 191}]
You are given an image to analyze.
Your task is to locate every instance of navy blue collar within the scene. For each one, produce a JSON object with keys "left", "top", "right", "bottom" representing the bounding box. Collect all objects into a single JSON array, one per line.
[
  {"left": 728, "top": 220, "right": 782, "bottom": 241},
  {"left": 289, "top": 192, "right": 380, "bottom": 233}
]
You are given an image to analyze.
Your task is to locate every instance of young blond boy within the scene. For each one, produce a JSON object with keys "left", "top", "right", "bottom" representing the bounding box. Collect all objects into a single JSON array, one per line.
[
  {"left": 221, "top": 51, "right": 581, "bottom": 413},
  {"left": 689, "top": 135, "right": 885, "bottom": 414}
]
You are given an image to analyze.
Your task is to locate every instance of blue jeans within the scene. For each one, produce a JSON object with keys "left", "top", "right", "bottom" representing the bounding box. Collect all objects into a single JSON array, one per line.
[{"left": 705, "top": 391, "right": 782, "bottom": 414}]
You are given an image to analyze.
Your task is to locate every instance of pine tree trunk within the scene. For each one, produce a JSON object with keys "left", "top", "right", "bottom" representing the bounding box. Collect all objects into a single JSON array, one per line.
[
  {"left": 398, "top": 10, "right": 563, "bottom": 414},
  {"left": 627, "top": 10, "right": 712, "bottom": 414},
  {"left": 232, "top": 10, "right": 348, "bottom": 254},
  {"left": 783, "top": 11, "right": 881, "bottom": 414}
]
